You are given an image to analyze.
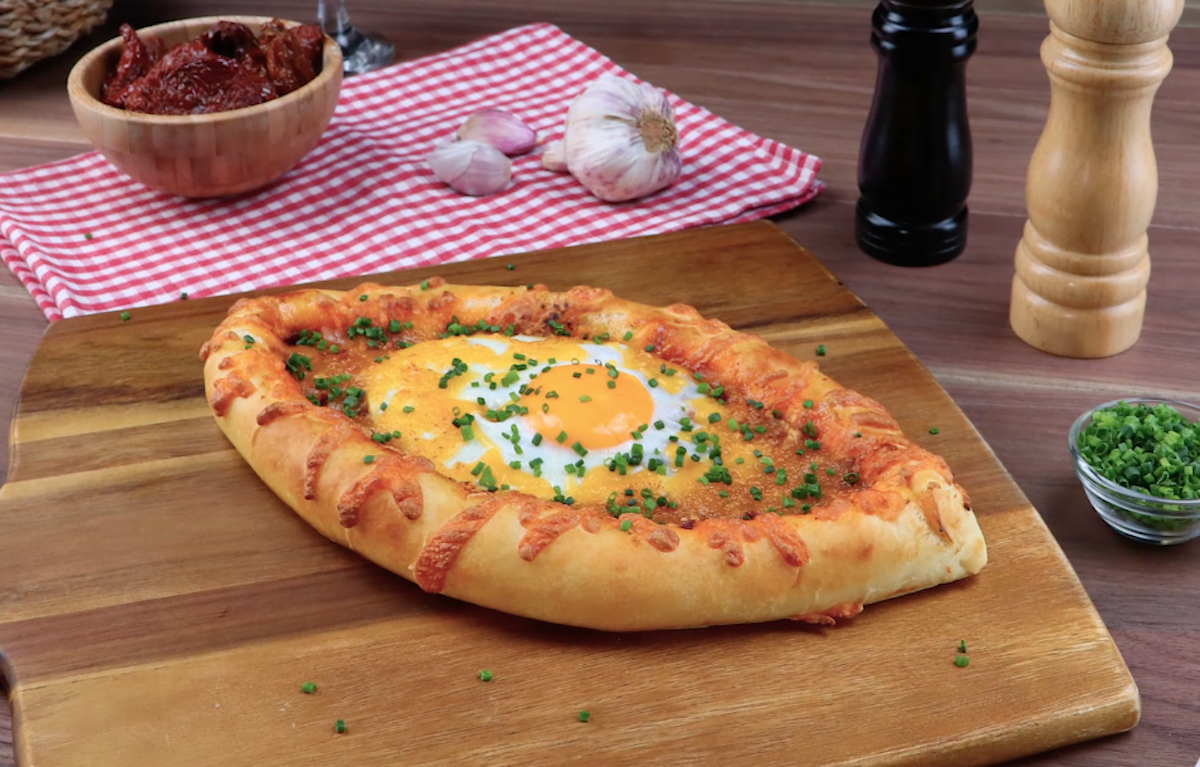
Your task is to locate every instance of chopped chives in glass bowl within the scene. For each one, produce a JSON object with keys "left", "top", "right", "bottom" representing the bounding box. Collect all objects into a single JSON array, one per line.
[{"left": 1069, "top": 398, "right": 1200, "bottom": 545}]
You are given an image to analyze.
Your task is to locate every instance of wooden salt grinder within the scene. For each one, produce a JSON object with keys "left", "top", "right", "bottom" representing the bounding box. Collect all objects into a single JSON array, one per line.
[{"left": 1010, "top": 0, "right": 1184, "bottom": 358}]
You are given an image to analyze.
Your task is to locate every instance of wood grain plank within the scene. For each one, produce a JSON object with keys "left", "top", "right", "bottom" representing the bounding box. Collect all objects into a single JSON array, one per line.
[
  {"left": 8, "top": 554, "right": 1132, "bottom": 767},
  {"left": 0, "top": 223, "right": 1137, "bottom": 767}
]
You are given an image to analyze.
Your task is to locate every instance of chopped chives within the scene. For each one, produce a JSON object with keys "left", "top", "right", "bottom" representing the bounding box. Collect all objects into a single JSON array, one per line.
[
  {"left": 623, "top": 331, "right": 633, "bottom": 341},
  {"left": 556, "top": 431, "right": 568, "bottom": 444},
  {"left": 301, "top": 682, "right": 317, "bottom": 694},
  {"left": 478, "top": 669, "right": 494, "bottom": 681}
]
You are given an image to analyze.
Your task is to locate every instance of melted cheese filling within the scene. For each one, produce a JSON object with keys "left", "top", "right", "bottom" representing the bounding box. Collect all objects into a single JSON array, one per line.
[{"left": 301, "top": 334, "right": 857, "bottom": 521}]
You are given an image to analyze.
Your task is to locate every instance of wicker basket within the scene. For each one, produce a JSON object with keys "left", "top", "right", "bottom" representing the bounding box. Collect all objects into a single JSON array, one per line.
[{"left": 0, "top": 0, "right": 113, "bottom": 79}]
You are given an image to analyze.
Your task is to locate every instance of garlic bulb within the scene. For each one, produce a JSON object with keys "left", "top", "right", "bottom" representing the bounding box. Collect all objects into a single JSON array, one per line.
[
  {"left": 456, "top": 108, "right": 539, "bottom": 156},
  {"left": 562, "top": 74, "right": 682, "bottom": 202},
  {"left": 541, "top": 140, "right": 568, "bottom": 172},
  {"left": 427, "top": 140, "right": 512, "bottom": 196}
]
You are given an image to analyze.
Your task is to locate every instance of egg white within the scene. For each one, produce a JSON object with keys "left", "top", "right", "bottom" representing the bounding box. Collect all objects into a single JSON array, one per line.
[
  {"left": 459, "top": 344, "right": 702, "bottom": 493},
  {"left": 365, "top": 334, "right": 714, "bottom": 501}
]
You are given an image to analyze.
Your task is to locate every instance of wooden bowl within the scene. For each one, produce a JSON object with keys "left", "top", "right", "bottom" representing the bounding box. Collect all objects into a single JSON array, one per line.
[{"left": 67, "top": 16, "right": 343, "bottom": 198}]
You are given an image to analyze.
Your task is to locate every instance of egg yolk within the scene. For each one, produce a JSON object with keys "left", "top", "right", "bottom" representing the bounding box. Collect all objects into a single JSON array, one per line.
[{"left": 521, "top": 364, "right": 655, "bottom": 450}]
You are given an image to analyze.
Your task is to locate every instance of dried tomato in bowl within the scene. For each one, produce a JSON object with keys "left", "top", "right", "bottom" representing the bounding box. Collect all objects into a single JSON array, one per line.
[{"left": 101, "top": 19, "right": 325, "bottom": 115}]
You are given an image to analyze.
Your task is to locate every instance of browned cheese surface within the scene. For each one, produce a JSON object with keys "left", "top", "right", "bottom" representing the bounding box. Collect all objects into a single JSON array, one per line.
[{"left": 0, "top": 223, "right": 1137, "bottom": 767}]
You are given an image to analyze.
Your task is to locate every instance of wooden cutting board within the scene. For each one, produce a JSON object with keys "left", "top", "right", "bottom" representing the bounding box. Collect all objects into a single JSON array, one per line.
[{"left": 0, "top": 222, "right": 1137, "bottom": 767}]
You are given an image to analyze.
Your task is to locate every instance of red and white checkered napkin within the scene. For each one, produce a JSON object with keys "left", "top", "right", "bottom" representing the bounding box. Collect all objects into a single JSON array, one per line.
[{"left": 0, "top": 23, "right": 821, "bottom": 321}]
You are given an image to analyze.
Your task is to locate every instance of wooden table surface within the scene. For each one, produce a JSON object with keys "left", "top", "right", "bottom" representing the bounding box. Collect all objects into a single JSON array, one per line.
[{"left": 1, "top": 1, "right": 1197, "bottom": 766}]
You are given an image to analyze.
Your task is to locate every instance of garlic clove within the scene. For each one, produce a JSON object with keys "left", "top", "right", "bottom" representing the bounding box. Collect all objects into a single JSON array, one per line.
[
  {"left": 427, "top": 140, "right": 512, "bottom": 196},
  {"left": 562, "top": 74, "right": 683, "bottom": 203},
  {"left": 456, "top": 108, "right": 539, "bottom": 156},
  {"left": 541, "top": 140, "right": 568, "bottom": 172}
]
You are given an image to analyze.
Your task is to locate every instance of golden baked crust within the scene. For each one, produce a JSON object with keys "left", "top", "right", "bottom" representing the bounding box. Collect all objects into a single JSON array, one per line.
[{"left": 201, "top": 278, "right": 987, "bottom": 631}]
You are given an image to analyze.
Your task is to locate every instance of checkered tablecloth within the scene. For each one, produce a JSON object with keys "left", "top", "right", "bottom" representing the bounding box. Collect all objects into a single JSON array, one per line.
[{"left": 0, "top": 23, "right": 822, "bottom": 321}]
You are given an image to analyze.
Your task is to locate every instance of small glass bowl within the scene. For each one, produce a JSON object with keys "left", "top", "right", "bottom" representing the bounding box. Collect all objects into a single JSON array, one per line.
[{"left": 1069, "top": 398, "right": 1200, "bottom": 546}]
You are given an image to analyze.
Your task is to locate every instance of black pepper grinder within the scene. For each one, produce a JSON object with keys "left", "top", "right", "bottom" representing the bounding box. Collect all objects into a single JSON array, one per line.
[{"left": 855, "top": 0, "right": 978, "bottom": 266}]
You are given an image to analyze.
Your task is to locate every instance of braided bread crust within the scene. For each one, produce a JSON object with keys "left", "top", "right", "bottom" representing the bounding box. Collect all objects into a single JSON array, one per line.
[{"left": 201, "top": 279, "right": 986, "bottom": 631}]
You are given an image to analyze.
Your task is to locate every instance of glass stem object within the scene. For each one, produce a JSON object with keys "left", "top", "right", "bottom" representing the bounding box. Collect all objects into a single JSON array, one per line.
[{"left": 317, "top": 0, "right": 395, "bottom": 75}]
